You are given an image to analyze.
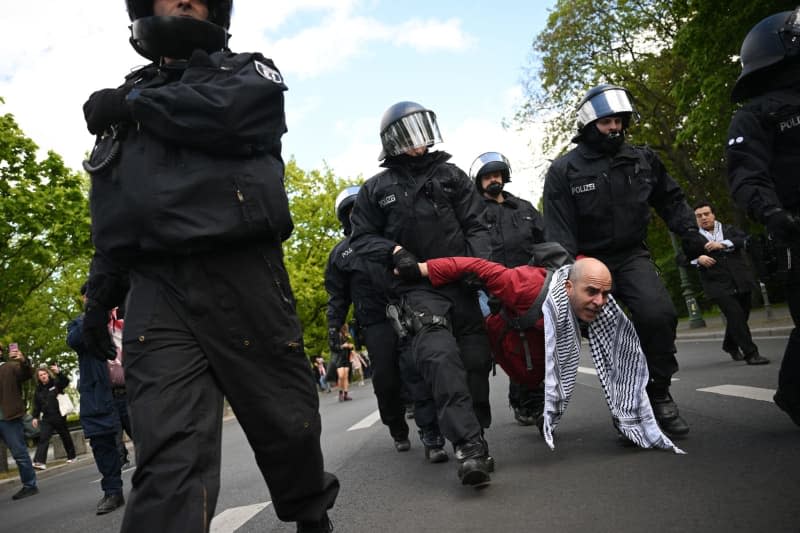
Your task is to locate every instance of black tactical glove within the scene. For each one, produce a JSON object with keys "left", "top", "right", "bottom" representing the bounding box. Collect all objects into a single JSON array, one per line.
[
  {"left": 82, "top": 299, "right": 117, "bottom": 361},
  {"left": 487, "top": 295, "right": 502, "bottom": 315},
  {"left": 328, "top": 327, "right": 342, "bottom": 353},
  {"left": 83, "top": 87, "right": 132, "bottom": 135},
  {"left": 765, "top": 209, "right": 800, "bottom": 245},
  {"left": 680, "top": 228, "right": 707, "bottom": 259},
  {"left": 392, "top": 248, "right": 422, "bottom": 281},
  {"left": 460, "top": 272, "right": 484, "bottom": 291}
]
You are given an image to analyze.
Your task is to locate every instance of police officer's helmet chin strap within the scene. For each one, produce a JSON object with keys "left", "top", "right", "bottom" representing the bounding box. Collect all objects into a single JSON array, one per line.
[{"left": 129, "top": 16, "right": 230, "bottom": 62}]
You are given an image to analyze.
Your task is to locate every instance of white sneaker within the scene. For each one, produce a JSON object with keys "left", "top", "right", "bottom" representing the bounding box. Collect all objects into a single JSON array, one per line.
[
  {"left": 66, "top": 458, "right": 77, "bottom": 464},
  {"left": 32, "top": 462, "right": 46, "bottom": 470}
]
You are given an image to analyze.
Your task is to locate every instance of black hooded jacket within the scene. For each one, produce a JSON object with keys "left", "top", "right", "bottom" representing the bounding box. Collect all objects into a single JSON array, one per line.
[
  {"left": 543, "top": 141, "right": 696, "bottom": 257},
  {"left": 350, "top": 151, "right": 491, "bottom": 291},
  {"left": 727, "top": 84, "right": 800, "bottom": 220},
  {"left": 482, "top": 191, "right": 544, "bottom": 268}
]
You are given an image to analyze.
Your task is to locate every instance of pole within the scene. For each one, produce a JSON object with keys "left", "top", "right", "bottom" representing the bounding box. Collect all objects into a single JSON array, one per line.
[{"left": 671, "top": 233, "right": 706, "bottom": 329}]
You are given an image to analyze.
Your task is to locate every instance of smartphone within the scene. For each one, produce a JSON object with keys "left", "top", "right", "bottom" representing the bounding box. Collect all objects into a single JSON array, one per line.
[{"left": 8, "top": 342, "right": 18, "bottom": 352}]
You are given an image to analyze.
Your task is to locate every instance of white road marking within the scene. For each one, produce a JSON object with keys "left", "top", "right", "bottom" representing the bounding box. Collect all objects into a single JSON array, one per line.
[
  {"left": 698, "top": 385, "right": 776, "bottom": 402},
  {"left": 210, "top": 502, "right": 272, "bottom": 532},
  {"left": 348, "top": 409, "right": 381, "bottom": 431}
]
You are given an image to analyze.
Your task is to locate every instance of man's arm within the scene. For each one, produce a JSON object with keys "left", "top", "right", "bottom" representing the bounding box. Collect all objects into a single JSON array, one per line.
[
  {"left": 726, "top": 108, "right": 780, "bottom": 223},
  {"left": 130, "top": 52, "right": 288, "bottom": 154},
  {"left": 644, "top": 150, "right": 697, "bottom": 237},
  {"left": 324, "top": 248, "right": 352, "bottom": 333},
  {"left": 349, "top": 182, "right": 397, "bottom": 264},
  {"left": 449, "top": 168, "right": 491, "bottom": 259},
  {"left": 542, "top": 161, "right": 579, "bottom": 257}
]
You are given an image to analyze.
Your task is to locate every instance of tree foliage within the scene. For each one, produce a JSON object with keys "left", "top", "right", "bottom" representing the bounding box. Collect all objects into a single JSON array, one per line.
[
  {"left": 0, "top": 102, "right": 91, "bottom": 374},
  {"left": 283, "top": 160, "right": 359, "bottom": 360},
  {"left": 519, "top": 0, "right": 794, "bottom": 312}
]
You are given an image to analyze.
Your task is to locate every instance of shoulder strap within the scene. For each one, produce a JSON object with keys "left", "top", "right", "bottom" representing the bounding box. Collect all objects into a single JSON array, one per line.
[{"left": 499, "top": 268, "right": 554, "bottom": 331}]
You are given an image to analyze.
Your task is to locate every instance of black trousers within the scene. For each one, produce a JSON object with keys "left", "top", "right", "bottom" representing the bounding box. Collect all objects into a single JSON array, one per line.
[
  {"left": 781, "top": 245, "right": 800, "bottom": 394},
  {"left": 599, "top": 248, "right": 679, "bottom": 390},
  {"left": 33, "top": 415, "right": 76, "bottom": 463},
  {"left": 402, "top": 286, "right": 492, "bottom": 445},
  {"left": 714, "top": 292, "right": 758, "bottom": 358},
  {"left": 362, "top": 320, "right": 408, "bottom": 440},
  {"left": 120, "top": 244, "right": 338, "bottom": 532}
]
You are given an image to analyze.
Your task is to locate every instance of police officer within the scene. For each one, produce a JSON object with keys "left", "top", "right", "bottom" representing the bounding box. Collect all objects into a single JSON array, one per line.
[
  {"left": 350, "top": 101, "right": 494, "bottom": 487},
  {"left": 80, "top": 1, "right": 338, "bottom": 531},
  {"left": 727, "top": 7, "right": 800, "bottom": 427},
  {"left": 470, "top": 152, "right": 546, "bottom": 428},
  {"left": 543, "top": 84, "right": 706, "bottom": 438},
  {"left": 325, "top": 185, "right": 425, "bottom": 454}
]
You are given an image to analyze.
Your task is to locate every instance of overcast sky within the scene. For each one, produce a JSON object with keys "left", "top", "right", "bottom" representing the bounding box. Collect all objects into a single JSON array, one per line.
[{"left": 0, "top": 1, "right": 556, "bottom": 203}]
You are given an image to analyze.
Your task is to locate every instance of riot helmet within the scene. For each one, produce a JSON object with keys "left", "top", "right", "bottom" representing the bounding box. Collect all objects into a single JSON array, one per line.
[
  {"left": 334, "top": 186, "right": 360, "bottom": 236},
  {"left": 469, "top": 152, "right": 511, "bottom": 195},
  {"left": 576, "top": 84, "right": 637, "bottom": 131},
  {"left": 732, "top": 7, "right": 800, "bottom": 102},
  {"left": 126, "top": 0, "right": 233, "bottom": 62},
  {"left": 378, "top": 101, "right": 443, "bottom": 160}
]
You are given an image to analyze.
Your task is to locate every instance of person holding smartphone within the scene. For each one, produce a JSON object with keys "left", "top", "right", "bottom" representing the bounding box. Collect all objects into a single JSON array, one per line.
[{"left": 0, "top": 342, "right": 39, "bottom": 500}]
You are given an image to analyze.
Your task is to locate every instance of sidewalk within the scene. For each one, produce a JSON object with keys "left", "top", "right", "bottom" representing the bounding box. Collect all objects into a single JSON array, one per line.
[{"left": 677, "top": 303, "right": 793, "bottom": 340}]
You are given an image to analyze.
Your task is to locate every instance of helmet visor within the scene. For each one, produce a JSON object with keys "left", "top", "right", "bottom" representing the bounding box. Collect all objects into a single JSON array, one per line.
[
  {"left": 469, "top": 152, "right": 511, "bottom": 180},
  {"left": 577, "top": 88, "right": 635, "bottom": 129},
  {"left": 380, "top": 111, "right": 442, "bottom": 159}
]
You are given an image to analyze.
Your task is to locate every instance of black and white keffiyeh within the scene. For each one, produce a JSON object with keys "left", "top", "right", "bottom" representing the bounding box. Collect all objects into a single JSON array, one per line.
[{"left": 542, "top": 265, "right": 684, "bottom": 454}]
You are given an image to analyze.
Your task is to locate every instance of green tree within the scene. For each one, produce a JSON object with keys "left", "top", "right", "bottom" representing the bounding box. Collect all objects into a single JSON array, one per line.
[
  {"left": 283, "top": 160, "right": 360, "bottom": 359},
  {"left": 518, "top": 0, "right": 792, "bottom": 312},
  {"left": 0, "top": 101, "right": 92, "bottom": 371}
]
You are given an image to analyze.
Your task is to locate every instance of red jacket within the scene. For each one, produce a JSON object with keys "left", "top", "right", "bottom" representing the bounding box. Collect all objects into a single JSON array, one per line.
[{"left": 427, "top": 257, "right": 548, "bottom": 386}]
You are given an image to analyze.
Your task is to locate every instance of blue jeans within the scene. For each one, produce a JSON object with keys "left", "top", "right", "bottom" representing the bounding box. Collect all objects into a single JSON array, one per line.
[{"left": 0, "top": 418, "right": 37, "bottom": 489}]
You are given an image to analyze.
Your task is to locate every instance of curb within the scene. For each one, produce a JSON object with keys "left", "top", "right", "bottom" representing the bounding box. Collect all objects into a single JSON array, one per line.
[{"left": 677, "top": 325, "right": 794, "bottom": 341}]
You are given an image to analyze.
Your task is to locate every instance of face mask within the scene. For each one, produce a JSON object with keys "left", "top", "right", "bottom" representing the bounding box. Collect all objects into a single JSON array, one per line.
[
  {"left": 485, "top": 182, "right": 504, "bottom": 197},
  {"left": 583, "top": 124, "right": 625, "bottom": 154}
]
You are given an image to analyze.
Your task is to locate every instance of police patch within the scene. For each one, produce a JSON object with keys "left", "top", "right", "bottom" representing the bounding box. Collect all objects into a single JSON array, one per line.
[
  {"left": 379, "top": 194, "right": 396, "bottom": 208},
  {"left": 254, "top": 60, "right": 283, "bottom": 84},
  {"left": 571, "top": 183, "right": 596, "bottom": 195}
]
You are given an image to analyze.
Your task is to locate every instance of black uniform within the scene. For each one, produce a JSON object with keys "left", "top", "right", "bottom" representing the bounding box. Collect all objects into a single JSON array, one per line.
[
  {"left": 350, "top": 151, "right": 493, "bottom": 444},
  {"left": 483, "top": 192, "right": 544, "bottom": 268},
  {"left": 482, "top": 192, "right": 545, "bottom": 416},
  {"left": 727, "top": 85, "right": 800, "bottom": 406},
  {"left": 324, "top": 236, "right": 409, "bottom": 440},
  {"left": 693, "top": 224, "right": 761, "bottom": 360},
  {"left": 543, "top": 142, "right": 697, "bottom": 390},
  {"left": 84, "top": 51, "right": 338, "bottom": 531}
]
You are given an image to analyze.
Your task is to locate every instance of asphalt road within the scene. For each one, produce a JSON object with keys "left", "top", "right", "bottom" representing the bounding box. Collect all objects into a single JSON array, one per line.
[{"left": 1, "top": 336, "right": 798, "bottom": 532}]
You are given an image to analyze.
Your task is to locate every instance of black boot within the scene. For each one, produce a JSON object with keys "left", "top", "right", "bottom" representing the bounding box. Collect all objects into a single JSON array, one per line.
[
  {"left": 297, "top": 512, "right": 333, "bottom": 533},
  {"left": 724, "top": 348, "right": 745, "bottom": 361},
  {"left": 479, "top": 433, "right": 495, "bottom": 473},
  {"left": 774, "top": 389, "right": 800, "bottom": 427},
  {"left": 648, "top": 388, "right": 690, "bottom": 437},
  {"left": 744, "top": 352, "right": 770, "bottom": 365},
  {"left": 96, "top": 493, "right": 125, "bottom": 515},
  {"left": 454, "top": 439, "right": 491, "bottom": 488},
  {"left": 419, "top": 427, "right": 448, "bottom": 463}
]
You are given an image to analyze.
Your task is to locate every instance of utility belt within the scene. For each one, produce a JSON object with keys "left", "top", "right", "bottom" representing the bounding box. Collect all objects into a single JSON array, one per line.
[
  {"left": 385, "top": 300, "right": 450, "bottom": 341},
  {"left": 111, "top": 386, "right": 127, "bottom": 398}
]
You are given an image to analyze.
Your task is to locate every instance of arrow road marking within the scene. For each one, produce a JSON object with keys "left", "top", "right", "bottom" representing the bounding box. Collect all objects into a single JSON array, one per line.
[
  {"left": 210, "top": 502, "right": 272, "bottom": 532},
  {"left": 698, "top": 384, "right": 775, "bottom": 402},
  {"left": 348, "top": 409, "right": 381, "bottom": 431}
]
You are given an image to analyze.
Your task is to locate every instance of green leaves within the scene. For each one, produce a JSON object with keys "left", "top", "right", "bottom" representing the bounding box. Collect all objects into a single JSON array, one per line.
[
  {"left": 282, "top": 160, "right": 360, "bottom": 359},
  {"left": 0, "top": 106, "right": 90, "bottom": 373}
]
